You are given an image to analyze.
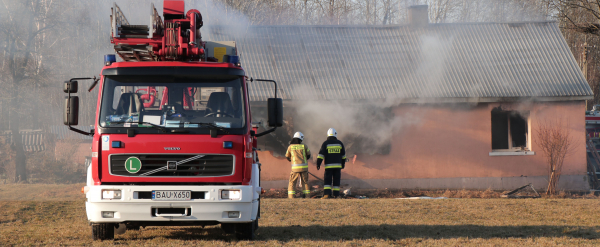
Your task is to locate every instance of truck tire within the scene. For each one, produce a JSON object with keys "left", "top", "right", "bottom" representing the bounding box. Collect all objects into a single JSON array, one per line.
[
  {"left": 114, "top": 223, "right": 127, "bottom": 235},
  {"left": 221, "top": 223, "right": 235, "bottom": 234},
  {"left": 92, "top": 223, "right": 115, "bottom": 240},
  {"left": 235, "top": 220, "right": 257, "bottom": 240}
]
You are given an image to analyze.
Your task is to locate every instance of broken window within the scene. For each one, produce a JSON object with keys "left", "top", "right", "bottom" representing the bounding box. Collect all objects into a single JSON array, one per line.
[{"left": 491, "top": 108, "right": 529, "bottom": 151}]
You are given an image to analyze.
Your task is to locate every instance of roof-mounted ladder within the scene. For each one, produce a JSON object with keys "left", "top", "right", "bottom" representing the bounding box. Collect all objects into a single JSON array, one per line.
[
  {"left": 109, "top": 1, "right": 205, "bottom": 62},
  {"left": 111, "top": 3, "right": 163, "bottom": 61}
]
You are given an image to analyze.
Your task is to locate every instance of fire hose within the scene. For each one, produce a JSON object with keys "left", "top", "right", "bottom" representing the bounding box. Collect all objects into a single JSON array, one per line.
[{"left": 307, "top": 171, "right": 324, "bottom": 182}]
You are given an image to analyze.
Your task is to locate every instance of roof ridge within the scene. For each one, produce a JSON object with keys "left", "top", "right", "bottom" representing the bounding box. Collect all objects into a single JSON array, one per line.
[{"left": 242, "top": 21, "right": 556, "bottom": 28}]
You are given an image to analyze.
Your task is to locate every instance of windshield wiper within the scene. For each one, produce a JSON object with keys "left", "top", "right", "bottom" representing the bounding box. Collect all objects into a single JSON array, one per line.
[
  {"left": 106, "top": 121, "right": 168, "bottom": 133},
  {"left": 188, "top": 122, "right": 230, "bottom": 134}
]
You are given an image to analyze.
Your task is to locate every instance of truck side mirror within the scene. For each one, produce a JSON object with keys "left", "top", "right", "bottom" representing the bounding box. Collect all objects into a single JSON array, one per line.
[
  {"left": 63, "top": 81, "right": 78, "bottom": 93},
  {"left": 64, "top": 96, "right": 79, "bottom": 125},
  {"left": 62, "top": 77, "right": 95, "bottom": 136},
  {"left": 267, "top": 98, "right": 283, "bottom": 127}
]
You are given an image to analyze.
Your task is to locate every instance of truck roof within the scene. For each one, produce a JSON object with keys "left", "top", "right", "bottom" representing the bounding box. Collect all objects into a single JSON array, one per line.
[
  {"left": 104, "top": 61, "right": 243, "bottom": 68},
  {"left": 101, "top": 61, "right": 245, "bottom": 77}
]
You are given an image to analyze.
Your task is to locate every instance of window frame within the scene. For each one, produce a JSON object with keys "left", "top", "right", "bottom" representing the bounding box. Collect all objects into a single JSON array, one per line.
[
  {"left": 97, "top": 76, "right": 249, "bottom": 135},
  {"left": 489, "top": 109, "right": 535, "bottom": 156}
]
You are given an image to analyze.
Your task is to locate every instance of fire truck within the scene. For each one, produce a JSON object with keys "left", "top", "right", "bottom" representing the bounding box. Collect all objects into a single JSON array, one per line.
[
  {"left": 62, "top": 1, "right": 282, "bottom": 240},
  {"left": 586, "top": 105, "right": 600, "bottom": 188}
]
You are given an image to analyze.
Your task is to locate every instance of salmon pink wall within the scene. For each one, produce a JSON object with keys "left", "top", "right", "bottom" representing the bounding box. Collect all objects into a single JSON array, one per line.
[{"left": 258, "top": 101, "right": 587, "bottom": 182}]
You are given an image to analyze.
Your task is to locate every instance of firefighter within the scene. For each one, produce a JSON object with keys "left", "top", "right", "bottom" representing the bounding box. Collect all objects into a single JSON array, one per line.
[
  {"left": 285, "top": 132, "right": 312, "bottom": 198},
  {"left": 316, "top": 128, "right": 346, "bottom": 199}
]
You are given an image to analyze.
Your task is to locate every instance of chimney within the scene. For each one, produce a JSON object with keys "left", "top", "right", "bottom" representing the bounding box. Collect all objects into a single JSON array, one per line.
[{"left": 408, "top": 5, "right": 429, "bottom": 28}]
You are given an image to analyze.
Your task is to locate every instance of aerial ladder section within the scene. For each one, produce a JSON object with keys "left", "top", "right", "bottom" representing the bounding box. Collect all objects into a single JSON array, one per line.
[{"left": 110, "top": 1, "right": 206, "bottom": 62}]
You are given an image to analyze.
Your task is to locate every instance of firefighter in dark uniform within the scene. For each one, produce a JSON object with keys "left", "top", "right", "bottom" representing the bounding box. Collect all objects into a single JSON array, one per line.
[{"left": 316, "top": 128, "right": 346, "bottom": 199}]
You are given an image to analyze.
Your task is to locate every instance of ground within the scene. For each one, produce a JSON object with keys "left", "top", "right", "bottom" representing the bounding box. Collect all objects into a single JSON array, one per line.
[{"left": 1, "top": 184, "right": 600, "bottom": 246}]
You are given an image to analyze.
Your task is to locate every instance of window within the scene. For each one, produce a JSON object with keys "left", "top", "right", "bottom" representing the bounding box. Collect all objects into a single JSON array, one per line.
[
  {"left": 99, "top": 76, "right": 246, "bottom": 131},
  {"left": 491, "top": 107, "right": 530, "bottom": 152}
]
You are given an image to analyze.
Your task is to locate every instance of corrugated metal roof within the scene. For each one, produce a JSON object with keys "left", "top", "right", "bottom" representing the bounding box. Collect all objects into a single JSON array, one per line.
[
  {"left": 205, "top": 22, "right": 593, "bottom": 102},
  {"left": 1, "top": 130, "right": 46, "bottom": 152}
]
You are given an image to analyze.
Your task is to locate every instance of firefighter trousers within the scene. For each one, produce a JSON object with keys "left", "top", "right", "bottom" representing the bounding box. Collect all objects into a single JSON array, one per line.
[
  {"left": 323, "top": 168, "right": 341, "bottom": 197},
  {"left": 288, "top": 171, "right": 310, "bottom": 198}
]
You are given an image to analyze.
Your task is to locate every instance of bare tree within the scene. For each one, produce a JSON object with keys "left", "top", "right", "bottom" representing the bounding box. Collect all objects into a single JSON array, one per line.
[
  {"left": 0, "top": 0, "right": 60, "bottom": 182},
  {"left": 535, "top": 119, "right": 574, "bottom": 195},
  {"left": 428, "top": 0, "right": 459, "bottom": 23},
  {"left": 0, "top": 0, "right": 106, "bottom": 181},
  {"left": 215, "top": 0, "right": 401, "bottom": 25},
  {"left": 551, "top": 0, "right": 600, "bottom": 34},
  {"left": 548, "top": 0, "right": 600, "bottom": 108}
]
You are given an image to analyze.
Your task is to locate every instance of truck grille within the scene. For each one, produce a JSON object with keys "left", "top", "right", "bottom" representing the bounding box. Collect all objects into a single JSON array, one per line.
[{"left": 110, "top": 154, "right": 234, "bottom": 177}]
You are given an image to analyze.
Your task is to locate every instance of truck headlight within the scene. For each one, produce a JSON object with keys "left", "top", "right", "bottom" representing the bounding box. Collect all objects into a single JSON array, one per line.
[
  {"left": 221, "top": 190, "right": 241, "bottom": 200},
  {"left": 102, "top": 189, "right": 122, "bottom": 200}
]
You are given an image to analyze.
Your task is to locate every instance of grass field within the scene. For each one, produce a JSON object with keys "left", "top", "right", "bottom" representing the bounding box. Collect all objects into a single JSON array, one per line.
[{"left": 2, "top": 184, "right": 600, "bottom": 246}]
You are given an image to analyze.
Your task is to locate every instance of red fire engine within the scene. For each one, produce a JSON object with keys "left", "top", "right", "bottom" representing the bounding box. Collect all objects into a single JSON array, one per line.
[{"left": 63, "top": 1, "right": 282, "bottom": 240}]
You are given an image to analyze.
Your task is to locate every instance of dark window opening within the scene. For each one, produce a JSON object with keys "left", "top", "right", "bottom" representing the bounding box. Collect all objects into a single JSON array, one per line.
[
  {"left": 510, "top": 114, "right": 527, "bottom": 148},
  {"left": 491, "top": 107, "right": 529, "bottom": 151}
]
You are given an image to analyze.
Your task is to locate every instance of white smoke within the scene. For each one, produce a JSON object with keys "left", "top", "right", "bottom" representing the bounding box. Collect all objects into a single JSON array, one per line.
[
  {"left": 288, "top": 33, "right": 454, "bottom": 156},
  {"left": 293, "top": 99, "right": 424, "bottom": 157}
]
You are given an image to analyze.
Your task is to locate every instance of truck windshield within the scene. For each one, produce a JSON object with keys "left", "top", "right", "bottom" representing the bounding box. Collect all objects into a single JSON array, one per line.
[{"left": 99, "top": 76, "right": 246, "bottom": 130}]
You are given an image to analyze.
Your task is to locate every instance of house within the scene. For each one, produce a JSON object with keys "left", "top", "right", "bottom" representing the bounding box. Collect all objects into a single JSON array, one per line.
[{"left": 208, "top": 6, "right": 594, "bottom": 191}]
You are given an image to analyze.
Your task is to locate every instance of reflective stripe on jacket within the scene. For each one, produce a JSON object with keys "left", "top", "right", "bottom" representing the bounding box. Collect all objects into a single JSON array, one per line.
[
  {"left": 285, "top": 144, "right": 311, "bottom": 172},
  {"left": 317, "top": 137, "right": 346, "bottom": 169}
]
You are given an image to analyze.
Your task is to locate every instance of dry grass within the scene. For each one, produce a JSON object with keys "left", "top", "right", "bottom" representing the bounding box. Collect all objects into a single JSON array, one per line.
[
  {"left": 0, "top": 183, "right": 84, "bottom": 201},
  {"left": 2, "top": 184, "right": 600, "bottom": 246},
  {"left": 268, "top": 187, "right": 599, "bottom": 199}
]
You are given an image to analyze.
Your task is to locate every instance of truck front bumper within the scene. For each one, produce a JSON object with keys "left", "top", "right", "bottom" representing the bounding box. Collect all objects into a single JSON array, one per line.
[{"left": 85, "top": 185, "right": 259, "bottom": 224}]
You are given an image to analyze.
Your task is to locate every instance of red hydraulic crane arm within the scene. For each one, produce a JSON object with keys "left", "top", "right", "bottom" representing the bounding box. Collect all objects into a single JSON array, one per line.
[{"left": 110, "top": 0, "right": 205, "bottom": 62}]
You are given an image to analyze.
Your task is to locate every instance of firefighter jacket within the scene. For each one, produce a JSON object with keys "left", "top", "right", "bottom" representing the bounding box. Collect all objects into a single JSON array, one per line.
[
  {"left": 316, "top": 136, "right": 346, "bottom": 169},
  {"left": 285, "top": 140, "right": 311, "bottom": 172}
]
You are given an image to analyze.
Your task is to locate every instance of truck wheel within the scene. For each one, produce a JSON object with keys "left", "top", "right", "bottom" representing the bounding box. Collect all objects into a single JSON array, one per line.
[
  {"left": 235, "top": 220, "right": 257, "bottom": 240},
  {"left": 92, "top": 223, "right": 115, "bottom": 240},
  {"left": 114, "top": 223, "right": 127, "bottom": 235},
  {"left": 221, "top": 223, "right": 235, "bottom": 234}
]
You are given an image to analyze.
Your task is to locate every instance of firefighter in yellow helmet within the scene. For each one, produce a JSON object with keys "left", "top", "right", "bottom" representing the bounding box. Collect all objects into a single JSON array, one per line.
[
  {"left": 316, "top": 128, "right": 346, "bottom": 199},
  {"left": 285, "top": 132, "right": 312, "bottom": 198}
]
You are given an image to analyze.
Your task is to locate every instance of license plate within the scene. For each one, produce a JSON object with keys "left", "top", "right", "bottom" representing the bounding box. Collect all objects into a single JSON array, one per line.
[{"left": 152, "top": 190, "right": 191, "bottom": 201}]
